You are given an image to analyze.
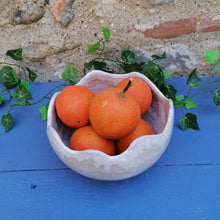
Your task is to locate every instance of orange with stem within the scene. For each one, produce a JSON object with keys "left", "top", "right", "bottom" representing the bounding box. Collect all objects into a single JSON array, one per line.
[{"left": 89, "top": 78, "right": 141, "bottom": 139}]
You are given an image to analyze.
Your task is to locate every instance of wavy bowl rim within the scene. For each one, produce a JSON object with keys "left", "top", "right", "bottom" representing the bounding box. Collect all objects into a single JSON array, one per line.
[{"left": 47, "top": 70, "right": 174, "bottom": 163}]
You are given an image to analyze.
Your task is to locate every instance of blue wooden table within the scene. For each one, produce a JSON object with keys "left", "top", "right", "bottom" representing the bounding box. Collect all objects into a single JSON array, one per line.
[{"left": 0, "top": 77, "right": 220, "bottom": 220}]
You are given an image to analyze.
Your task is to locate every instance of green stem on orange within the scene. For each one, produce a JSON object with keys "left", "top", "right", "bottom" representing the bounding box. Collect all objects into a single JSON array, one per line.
[{"left": 118, "top": 78, "right": 132, "bottom": 99}]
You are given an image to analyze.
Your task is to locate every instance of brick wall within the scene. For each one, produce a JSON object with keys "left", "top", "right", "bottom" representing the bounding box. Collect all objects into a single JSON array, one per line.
[{"left": 0, "top": 0, "right": 219, "bottom": 81}]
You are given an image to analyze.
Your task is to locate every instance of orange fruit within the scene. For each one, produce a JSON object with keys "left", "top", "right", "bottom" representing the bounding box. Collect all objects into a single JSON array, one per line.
[
  {"left": 89, "top": 78, "right": 141, "bottom": 140},
  {"left": 55, "top": 85, "right": 95, "bottom": 128},
  {"left": 69, "top": 126, "right": 115, "bottom": 156},
  {"left": 116, "top": 119, "right": 154, "bottom": 154},
  {"left": 116, "top": 77, "right": 152, "bottom": 115}
]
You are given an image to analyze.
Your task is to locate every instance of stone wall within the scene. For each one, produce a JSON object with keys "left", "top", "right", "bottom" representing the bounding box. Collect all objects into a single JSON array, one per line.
[{"left": 0, "top": 0, "right": 220, "bottom": 82}]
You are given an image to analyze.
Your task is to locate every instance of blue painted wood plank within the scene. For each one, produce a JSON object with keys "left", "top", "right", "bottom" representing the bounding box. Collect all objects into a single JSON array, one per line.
[
  {"left": 0, "top": 77, "right": 220, "bottom": 172},
  {"left": 0, "top": 82, "right": 67, "bottom": 171},
  {"left": 0, "top": 165, "right": 219, "bottom": 220}
]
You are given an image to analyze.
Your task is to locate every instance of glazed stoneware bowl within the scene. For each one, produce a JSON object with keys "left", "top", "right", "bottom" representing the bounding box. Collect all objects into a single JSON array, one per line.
[{"left": 47, "top": 70, "right": 174, "bottom": 181}]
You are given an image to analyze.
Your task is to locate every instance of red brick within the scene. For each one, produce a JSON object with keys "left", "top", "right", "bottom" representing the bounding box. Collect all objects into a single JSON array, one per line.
[
  {"left": 128, "top": 14, "right": 220, "bottom": 39},
  {"left": 197, "top": 15, "right": 220, "bottom": 33}
]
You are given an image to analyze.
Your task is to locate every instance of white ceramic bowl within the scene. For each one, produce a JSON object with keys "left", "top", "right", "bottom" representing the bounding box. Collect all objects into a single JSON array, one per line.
[{"left": 47, "top": 70, "right": 174, "bottom": 181}]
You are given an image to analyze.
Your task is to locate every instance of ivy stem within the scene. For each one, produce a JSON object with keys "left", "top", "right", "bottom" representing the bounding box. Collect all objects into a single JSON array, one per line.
[
  {"left": 0, "top": 61, "right": 27, "bottom": 75},
  {"left": 98, "top": 39, "right": 105, "bottom": 59},
  {"left": 179, "top": 106, "right": 185, "bottom": 115},
  {"left": 29, "top": 83, "right": 67, "bottom": 105},
  {"left": 187, "top": 86, "right": 192, "bottom": 97},
  {"left": 184, "top": 60, "right": 220, "bottom": 101},
  {"left": 7, "top": 90, "right": 14, "bottom": 113},
  {"left": 204, "top": 88, "right": 215, "bottom": 93},
  {"left": 5, "top": 83, "right": 68, "bottom": 112},
  {"left": 208, "top": 59, "right": 220, "bottom": 77},
  {"left": 187, "top": 78, "right": 220, "bottom": 100},
  {"left": 0, "top": 89, "right": 9, "bottom": 96}
]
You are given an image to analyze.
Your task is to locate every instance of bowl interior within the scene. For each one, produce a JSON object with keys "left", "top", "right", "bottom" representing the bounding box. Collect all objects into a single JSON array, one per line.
[{"left": 52, "top": 71, "right": 170, "bottom": 147}]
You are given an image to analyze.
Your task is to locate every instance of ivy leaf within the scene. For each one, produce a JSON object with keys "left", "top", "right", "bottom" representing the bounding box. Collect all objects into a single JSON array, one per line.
[
  {"left": 205, "top": 49, "right": 220, "bottom": 64},
  {"left": 0, "top": 94, "right": 3, "bottom": 105},
  {"left": 87, "top": 42, "right": 101, "bottom": 54},
  {"left": 39, "top": 102, "right": 49, "bottom": 121},
  {"left": 1, "top": 113, "right": 13, "bottom": 133},
  {"left": 184, "top": 99, "right": 197, "bottom": 110},
  {"left": 21, "top": 81, "right": 30, "bottom": 90},
  {"left": 159, "top": 83, "right": 177, "bottom": 100},
  {"left": 174, "top": 95, "right": 185, "bottom": 108},
  {"left": 13, "top": 102, "right": 25, "bottom": 106},
  {"left": 84, "top": 60, "right": 94, "bottom": 71},
  {"left": 187, "top": 69, "right": 202, "bottom": 88},
  {"left": 162, "top": 68, "right": 171, "bottom": 79},
  {"left": 151, "top": 52, "right": 166, "bottom": 60},
  {"left": 213, "top": 88, "right": 220, "bottom": 106},
  {"left": 120, "top": 63, "right": 133, "bottom": 73},
  {"left": 121, "top": 48, "right": 137, "bottom": 64},
  {"left": 174, "top": 96, "right": 197, "bottom": 109},
  {"left": 0, "top": 66, "right": 18, "bottom": 89},
  {"left": 61, "top": 63, "right": 78, "bottom": 84},
  {"left": 102, "top": 26, "right": 110, "bottom": 41},
  {"left": 83, "top": 60, "right": 96, "bottom": 75},
  {"left": 26, "top": 68, "right": 38, "bottom": 82},
  {"left": 13, "top": 84, "right": 33, "bottom": 103},
  {"left": 93, "top": 61, "right": 107, "bottom": 71},
  {"left": 6, "top": 48, "right": 23, "bottom": 61},
  {"left": 120, "top": 62, "right": 144, "bottom": 73},
  {"left": 179, "top": 113, "right": 200, "bottom": 131},
  {"left": 39, "top": 106, "right": 48, "bottom": 120},
  {"left": 142, "top": 61, "right": 161, "bottom": 76},
  {"left": 165, "top": 84, "right": 177, "bottom": 100}
]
